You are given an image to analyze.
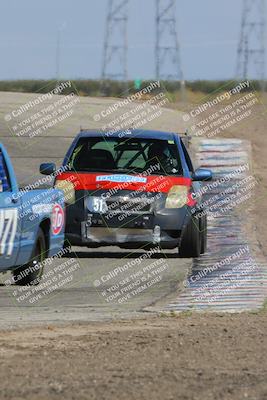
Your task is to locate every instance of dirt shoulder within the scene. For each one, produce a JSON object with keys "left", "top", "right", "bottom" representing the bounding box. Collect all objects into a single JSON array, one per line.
[{"left": 0, "top": 311, "right": 267, "bottom": 400}]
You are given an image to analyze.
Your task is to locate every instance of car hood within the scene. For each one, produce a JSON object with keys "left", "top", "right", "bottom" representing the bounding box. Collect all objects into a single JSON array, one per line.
[{"left": 56, "top": 172, "right": 191, "bottom": 193}]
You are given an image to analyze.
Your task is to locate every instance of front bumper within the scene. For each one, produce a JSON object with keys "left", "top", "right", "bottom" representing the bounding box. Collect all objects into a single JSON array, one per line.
[
  {"left": 65, "top": 190, "right": 190, "bottom": 249},
  {"left": 68, "top": 225, "right": 183, "bottom": 249}
]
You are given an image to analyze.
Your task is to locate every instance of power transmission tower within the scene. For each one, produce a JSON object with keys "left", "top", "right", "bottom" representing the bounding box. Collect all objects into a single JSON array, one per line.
[
  {"left": 236, "top": 0, "right": 266, "bottom": 82},
  {"left": 102, "top": 0, "right": 129, "bottom": 88},
  {"left": 155, "top": 0, "right": 184, "bottom": 83}
]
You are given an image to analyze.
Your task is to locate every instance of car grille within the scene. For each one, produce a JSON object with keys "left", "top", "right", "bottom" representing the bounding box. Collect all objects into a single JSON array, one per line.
[{"left": 106, "top": 196, "right": 153, "bottom": 214}]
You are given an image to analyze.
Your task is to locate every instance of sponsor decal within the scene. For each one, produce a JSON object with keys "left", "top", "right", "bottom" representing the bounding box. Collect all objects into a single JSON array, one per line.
[
  {"left": 96, "top": 175, "right": 147, "bottom": 183},
  {"left": 52, "top": 204, "right": 64, "bottom": 235},
  {"left": 0, "top": 209, "right": 18, "bottom": 256}
]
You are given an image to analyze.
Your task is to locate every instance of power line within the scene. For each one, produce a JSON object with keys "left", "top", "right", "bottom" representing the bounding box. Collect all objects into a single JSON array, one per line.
[
  {"left": 236, "top": 0, "right": 266, "bottom": 82},
  {"left": 101, "top": 0, "right": 129, "bottom": 88},
  {"left": 155, "top": 0, "right": 183, "bottom": 82}
]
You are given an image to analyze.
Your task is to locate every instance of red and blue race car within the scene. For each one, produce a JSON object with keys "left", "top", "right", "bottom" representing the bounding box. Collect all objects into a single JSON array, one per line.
[{"left": 40, "top": 130, "right": 212, "bottom": 258}]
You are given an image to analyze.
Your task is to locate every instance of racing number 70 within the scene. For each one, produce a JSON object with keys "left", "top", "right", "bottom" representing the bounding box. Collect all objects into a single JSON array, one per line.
[{"left": 0, "top": 209, "right": 18, "bottom": 256}]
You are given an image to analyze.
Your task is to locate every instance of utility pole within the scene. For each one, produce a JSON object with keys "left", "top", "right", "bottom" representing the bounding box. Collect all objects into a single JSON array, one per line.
[
  {"left": 102, "top": 0, "right": 129, "bottom": 92},
  {"left": 236, "top": 0, "right": 266, "bottom": 87},
  {"left": 155, "top": 0, "right": 185, "bottom": 99}
]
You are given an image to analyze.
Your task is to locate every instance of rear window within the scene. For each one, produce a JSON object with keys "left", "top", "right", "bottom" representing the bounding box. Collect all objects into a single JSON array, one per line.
[
  {"left": 67, "top": 137, "right": 182, "bottom": 176},
  {"left": 0, "top": 151, "right": 11, "bottom": 192}
]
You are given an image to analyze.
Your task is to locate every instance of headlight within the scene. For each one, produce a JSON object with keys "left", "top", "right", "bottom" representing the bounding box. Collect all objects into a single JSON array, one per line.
[
  {"left": 165, "top": 185, "right": 188, "bottom": 209},
  {"left": 55, "top": 180, "right": 75, "bottom": 205}
]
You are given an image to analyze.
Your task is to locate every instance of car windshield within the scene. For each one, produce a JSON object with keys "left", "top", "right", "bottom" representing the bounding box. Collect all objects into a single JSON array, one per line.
[{"left": 67, "top": 137, "right": 183, "bottom": 175}]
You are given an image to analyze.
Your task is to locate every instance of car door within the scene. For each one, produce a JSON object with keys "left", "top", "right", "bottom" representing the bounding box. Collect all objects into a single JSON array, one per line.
[{"left": 0, "top": 148, "right": 21, "bottom": 270}]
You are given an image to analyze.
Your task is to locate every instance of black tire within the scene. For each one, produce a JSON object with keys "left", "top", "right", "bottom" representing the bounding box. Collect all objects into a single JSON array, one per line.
[
  {"left": 200, "top": 213, "right": 207, "bottom": 254},
  {"left": 63, "top": 239, "right": 71, "bottom": 251},
  {"left": 179, "top": 215, "right": 201, "bottom": 258},
  {"left": 13, "top": 228, "right": 46, "bottom": 286}
]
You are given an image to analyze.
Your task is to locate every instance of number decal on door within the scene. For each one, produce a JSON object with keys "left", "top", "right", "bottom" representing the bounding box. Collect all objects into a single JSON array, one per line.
[{"left": 0, "top": 209, "right": 18, "bottom": 256}]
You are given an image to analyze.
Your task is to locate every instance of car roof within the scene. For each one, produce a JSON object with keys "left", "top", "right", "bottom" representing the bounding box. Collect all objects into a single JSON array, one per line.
[{"left": 77, "top": 129, "right": 181, "bottom": 141}]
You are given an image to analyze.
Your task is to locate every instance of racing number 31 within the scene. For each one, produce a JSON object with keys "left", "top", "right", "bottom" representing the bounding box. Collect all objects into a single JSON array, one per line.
[{"left": 0, "top": 209, "right": 18, "bottom": 256}]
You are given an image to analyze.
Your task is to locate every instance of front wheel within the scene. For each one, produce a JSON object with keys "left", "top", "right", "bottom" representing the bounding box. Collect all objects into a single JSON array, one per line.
[
  {"left": 179, "top": 215, "right": 201, "bottom": 258},
  {"left": 13, "top": 228, "right": 46, "bottom": 286}
]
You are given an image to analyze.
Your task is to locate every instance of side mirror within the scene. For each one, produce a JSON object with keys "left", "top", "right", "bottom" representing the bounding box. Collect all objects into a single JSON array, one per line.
[
  {"left": 40, "top": 163, "right": 56, "bottom": 176},
  {"left": 192, "top": 168, "right": 213, "bottom": 182}
]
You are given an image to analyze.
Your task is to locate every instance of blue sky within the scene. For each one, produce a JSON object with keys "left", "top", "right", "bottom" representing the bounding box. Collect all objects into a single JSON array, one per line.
[{"left": 0, "top": 0, "right": 260, "bottom": 80}]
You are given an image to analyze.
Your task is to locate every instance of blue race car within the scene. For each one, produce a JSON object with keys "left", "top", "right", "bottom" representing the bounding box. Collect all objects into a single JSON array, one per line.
[{"left": 0, "top": 143, "right": 65, "bottom": 285}]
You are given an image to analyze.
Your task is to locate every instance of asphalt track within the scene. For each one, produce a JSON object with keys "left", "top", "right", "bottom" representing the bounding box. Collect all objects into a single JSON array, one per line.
[
  {"left": 0, "top": 91, "right": 265, "bottom": 328},
  {"left": 0, "top": 91, "right": 191, "bottom": 328}
]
